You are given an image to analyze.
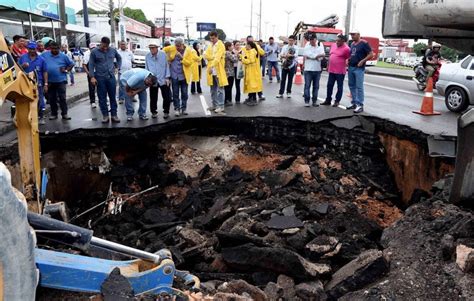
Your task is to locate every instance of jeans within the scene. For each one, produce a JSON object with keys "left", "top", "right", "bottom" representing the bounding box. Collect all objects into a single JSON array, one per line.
[
  {"left": 326, "top": 73, "right": 346, "bottom": 102},
  {"left": 260, "top": 57, "right": 267, "bottom": 77},
  {"left": 348, "top": 66, "right": 365, "bottom": 106},
  {"left": 267, "top": 61, "right": 280, "bottom": 81},
  {"left": 87, "top": 75, "right": 96, "bottom": 103},
  {"left": 118, "top": 73, "right": 126, "bottom": 101},
  {"left": 48, "top": 82, "right": 67, "bottom": 116},
  {"left": 233, "top": 67, "right": 241, "bottom": 102},
  {"left": 68, "top": 71, "right": 74, "bottom": 84},
  {"left": 210, "top": 76, "right": 225, "bottom": 108},
  {"left": 304, "top": 71, "right": 322, "bottom": 103},
  {"left": 171, "top": 78, "right": 188, "bottom": 111},
  {"left": 149, "top": 84, "right": 172, "bottom": 114},
  {"left": 125, "top": 89, "right": 147, "bottom": 117},
  {"left": 224, "top": 76, "right": 235, "bottom": 103},
  {"left": 96, "top": 75, "right": 118, "bottom": 117},
  {"left": 38, "top": 85, "right": 45, "bottom": 118},
  {"left": 279, "top": 66, "right": 296, "bottom": 95},
  {"left": 190, "top": 65, "right": 202, "bottom": 94}
]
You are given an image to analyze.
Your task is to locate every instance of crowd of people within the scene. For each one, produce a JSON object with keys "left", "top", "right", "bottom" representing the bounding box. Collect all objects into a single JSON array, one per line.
[{"left": 10, "top": 29, "right": 374, "bottom": 124}]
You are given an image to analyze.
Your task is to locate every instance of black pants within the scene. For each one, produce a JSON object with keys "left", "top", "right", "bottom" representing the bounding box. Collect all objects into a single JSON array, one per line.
[
  {"left": 48, "top": 82, "right": 67, "bottom": 116},
  {"left": 326, "top": 73, "right": 346, "bottom": 102},
  {"left": 87, "top": 75, "right": 96, "bottom": 103},
  {"left": 150, "top": 84, "right": 172, "bottom": 114},
  {"left": 248, "top": 92, "right": 257, "bottom": 101},
  {"left": 225, "top": 76, "right": 235, "bottom": 103},
  {"left": 279, "top": 66, "right": 296, "bottom": 95},
  {"left": 233, "top": 67, "right": 241, "bottom": 102},
  {"left": 190, "top": 66, "right": 202, "bottom": 94}
]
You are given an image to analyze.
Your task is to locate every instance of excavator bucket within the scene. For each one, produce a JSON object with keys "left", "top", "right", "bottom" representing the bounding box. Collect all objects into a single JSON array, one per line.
[{"left": 0, "top": 32, "right": 41, "bottom": 212}]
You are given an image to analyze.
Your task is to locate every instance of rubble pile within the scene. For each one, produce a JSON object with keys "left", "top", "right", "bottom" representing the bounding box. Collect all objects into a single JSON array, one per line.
[{"left": 73, "top": 135, "right": 406, "bottom": 300}]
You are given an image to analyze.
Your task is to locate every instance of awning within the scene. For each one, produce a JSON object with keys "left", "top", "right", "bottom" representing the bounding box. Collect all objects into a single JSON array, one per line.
[
  {"left": 65, "top": 23, "right": 99, "bottom": 35},
  {"left": 0, "top": 5, "right": 61, "bottom": 22}
]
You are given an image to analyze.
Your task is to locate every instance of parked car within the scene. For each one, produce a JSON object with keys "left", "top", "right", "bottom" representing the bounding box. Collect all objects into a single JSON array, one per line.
[
  {"left": 132, "top": 49, "right": 149, "bottom": 68},
  {"left": 436, "top": 55, "right": 474, "bottom": 112}
]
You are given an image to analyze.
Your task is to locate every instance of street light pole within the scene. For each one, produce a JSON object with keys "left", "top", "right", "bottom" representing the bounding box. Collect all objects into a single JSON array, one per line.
[
  {"left": 250, "top": 0, "right": 254, "bottom": 36},
  {"left": 285, "top": 10, "right": 293, "bottom": 37},
  {"left": 161, "top": 3, "right": 173, "bottom": 45},
  {"left": 184, "top": 16, "right": 193, "bottom": 44},
  {"left": 109, "top": 0, "right": 116, "bottom": 45},
  {"left": 258, "top": 0, "right": 262, "bottom": 40},
  {"left": 345, "top": 0, "right": 352, "bottom": 35}
]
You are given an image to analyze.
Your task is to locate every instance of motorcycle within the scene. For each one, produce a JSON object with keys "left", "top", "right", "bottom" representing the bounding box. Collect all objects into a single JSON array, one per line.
[{"left": 412, "top": 62, "right": 442, "bottom": 91}]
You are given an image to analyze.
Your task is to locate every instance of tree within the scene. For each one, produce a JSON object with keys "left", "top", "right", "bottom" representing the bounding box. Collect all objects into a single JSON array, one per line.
[
  {"left": 413, "top": 42, "right": 427, "bottom": 56},
  {"left": 440, "top": 46, "right": 460, "bottom": 62},
  {"left": 77, "top": 8, "right": 107, "bottom": 15},
  {"left": 204, "top": 29, "right": 226, "bottom": 41}
]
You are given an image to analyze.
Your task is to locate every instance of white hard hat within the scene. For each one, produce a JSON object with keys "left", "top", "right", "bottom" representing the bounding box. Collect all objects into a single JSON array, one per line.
[{"left": 432, "top": 42, "right": 441, "bottom": 48}]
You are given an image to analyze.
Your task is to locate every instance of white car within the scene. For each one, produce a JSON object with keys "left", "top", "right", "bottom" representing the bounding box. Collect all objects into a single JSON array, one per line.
[
  {"left": 132, "top": 49, "right": 149, "bottom": 68},
  {"left": 436, "top": 55, "right": 474, "bottom": 112}
]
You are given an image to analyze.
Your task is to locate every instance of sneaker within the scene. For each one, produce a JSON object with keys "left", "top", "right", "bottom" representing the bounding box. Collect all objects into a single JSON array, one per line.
[
  {"left": 118, "top": 99, "right": 124, "bottom": 104},
  {"left": 214, "top": 107, "right": 226, "bottom": 115},
  {"left": 304, "top": 102, "right": 311, "bottom": 107},
  {"left": 207, "top": 106, "right": 216, "bottom": 111},
  {"left": 152, "top": 113, "right": 158, "bottom": 118},
  {"left": 286, "top": 93, "right": 291, "bottom": 98},
  {"left": 225, "top": 102, "right": 233, "bottom": 107},
  {"left": 269, "top": 80, "right": 273, "bottom": 83},
  {"left": 102, "top": 116, "right": 110, "bottom": 123},
  {"left": 49, "top": 115, "right": 58, "bottom": 120},
  {"left": 163, "top": 113, "right": 170, "bottom": 119},
  {"left": 320, "top": 100, "right": 332, "bottom": 106},
  {"left": 235, "top": 100, "right": 241, "bottom": 104},
  {"left": 312, "top": 102, "right": 319, "bottom": 107},
  {"left": 181, "top": 110, "right": 188, "bottom": 116},
  {"left": 175, "top": 110, "right": 181, "bottom": 117},
  {"left": 38, "top": 117, "right": 46, "bottom": 125},
  {"left": 245, "top": 100, "right": 258, "bottom": 106},
  {"left": 346, "top": 104, "right": 356, "bottom": 110},
  {"left": 139, "top": 115, "right": 149, "bottom": 120},
  {"left": 127, "top": 116, "right": 133, "bottom": 121},
  {"left": 258, "top": 96, "right": 266, "bottom": 101},
  {"left": 354, "top": 105, "right": 364, "bottom": 113},
  {"left": 332, "top": 102, "right": 340, "bottom": 107},
  {"left": 91, "top": 102, "right": 97, "bottom": 109},
  {"left": 276, "top": 94, "right": 283, "bottom": 98},
  {"left": 111, "top": 116, "right": 121, "bottom": 123},
  {"left": 62, "top": 114, "right": 72, "bottom": 120}
]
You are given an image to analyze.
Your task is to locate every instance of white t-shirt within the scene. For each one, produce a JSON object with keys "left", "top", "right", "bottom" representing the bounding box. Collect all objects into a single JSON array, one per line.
[
  {"left": 118, "top": 49, "right": 134, "bottom": 72},
  {"left": 83, "top": 50, "right": 91, "bottom": 65},
  {"left": 303, "top": 43, "right": 325, "bottom": 71}
]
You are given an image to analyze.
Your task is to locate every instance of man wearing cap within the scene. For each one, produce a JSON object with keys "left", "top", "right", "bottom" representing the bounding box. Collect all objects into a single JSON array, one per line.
[
  {"left": 82, "top": 43, "right": 98, "bottom": 108},
  {"left": 121, "top": 68, "right": 157, "bottom": 121},
  {"left": 117, "top": 41, "right": 134, "bottom": 104},
  {"left": 347, "top": 30, "right": 373, "bottom": 113},
  {"left": 18, "top": 42, "right": 48, "bottom": 124},
  {"left": 302, "top": 34, "right": 326, "bottom": 107},
  {"left": 321, "top": 34, "right": 351, "bottom": 107},
  {"left": 145, "top": 42, "right": 172, "bottom": 119}
]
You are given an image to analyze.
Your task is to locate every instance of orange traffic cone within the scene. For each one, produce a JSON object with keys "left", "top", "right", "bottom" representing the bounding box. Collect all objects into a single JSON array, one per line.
[
  {"left": 413, "top": 77, "right": 441, "bottom": 116},
  {"left": 294, "top": 65, "right": 303, "bottom": 85},
  {"left": 272, "top": 67, "right": 276, "bottom": 77}
]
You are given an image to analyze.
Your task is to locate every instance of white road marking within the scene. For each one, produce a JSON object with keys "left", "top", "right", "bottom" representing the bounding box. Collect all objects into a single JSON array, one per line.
[{"left": 200, "top": 95, "right": 212, "bottom": 116}]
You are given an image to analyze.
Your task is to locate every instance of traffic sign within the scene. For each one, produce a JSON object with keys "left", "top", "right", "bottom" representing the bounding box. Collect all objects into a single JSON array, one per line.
[{"left": 196, "top": 23, "right": 216, "bottom": 32}]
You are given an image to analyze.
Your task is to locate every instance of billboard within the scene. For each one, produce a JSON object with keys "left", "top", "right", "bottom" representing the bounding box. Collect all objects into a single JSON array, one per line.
[
  {"left": 123, "top": 15, "right": 151, "bottom": 37},
  {"left": 196, "top": 22, "right": 216, "bottom": 32},
  {"left": 155, "top": 27, "right": 172, "bottom": 38},
  {"left": 155, "top": 17, "right": 171, "bottom": 27},
  {"left": 0, "top": 0, "right": 76, "bottom": 24}
]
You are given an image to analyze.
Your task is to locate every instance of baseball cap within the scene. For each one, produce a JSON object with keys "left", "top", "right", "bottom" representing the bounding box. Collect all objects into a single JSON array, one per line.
[
  {"left": 148, "top": 43, "right": 159, "bottom": 48},
  {"left": 89, "top": 42, "right": 97, "bottom": 49},
  {"left": 27, "top": 41, "right": 37, "bottom": 49},
  {"left": 349, "top": 29, "right": 360, "bottom": 35}
]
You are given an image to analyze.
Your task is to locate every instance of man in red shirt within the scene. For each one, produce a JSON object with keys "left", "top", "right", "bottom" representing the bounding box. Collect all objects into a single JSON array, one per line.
[
  {"left": 11, "top": 35, "right": 28, "bottom": 61},
  {"left": 321, "top": 34, "right": 351, "bottom": 107}
]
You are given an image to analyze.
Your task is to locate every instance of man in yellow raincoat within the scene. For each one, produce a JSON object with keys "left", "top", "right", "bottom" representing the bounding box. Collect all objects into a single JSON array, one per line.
[
  {"left": 162, "top": 38, "right": 199, "bottom": 116},
  {"left": 241, "top": 42, "right": 263, "bottom": 106},
  {"left": 243, "top": 35, "right": 266, "bottom": 101},
  {"left": 204, "top": 31, "right": 228, "bottom": 115}
]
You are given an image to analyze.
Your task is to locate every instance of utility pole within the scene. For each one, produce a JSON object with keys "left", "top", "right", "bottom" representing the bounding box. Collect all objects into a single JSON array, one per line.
[
  {"left": 258, "top": 0, "right": 262, "bottom": 40},
  {"left": 58, "top": 0, "right": 67, "bottom": 44},
  {"left": 345, "top": 0, "right": 352, "bottom": 35},
  {"left": 264, "top": 21, "right": 270, "bottom": 40},
  {"left": 162, "top": 3, "right": 173, "bottom": 45},
  {"left": 184, "top": 16, "right": 193, "bottom": 45},
  {"left": 82, "top": 0, "right": 90, "bottom": 47},
  {"left": 284, "top": 10, "right": 293, "bottom": 37},
  {"left": 250, "top": 0, "right": 254, "bottom": 36},
  {"left": 109, "top": 0, "right": 116, "bottom": 45}
]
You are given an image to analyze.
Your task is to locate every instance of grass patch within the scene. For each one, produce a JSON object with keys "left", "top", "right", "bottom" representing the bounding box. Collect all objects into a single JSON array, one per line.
[{"left": 376, "top": 61, "right": 412, "bottom": 70}]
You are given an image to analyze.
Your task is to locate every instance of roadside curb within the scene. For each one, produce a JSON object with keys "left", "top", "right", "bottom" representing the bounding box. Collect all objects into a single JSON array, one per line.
[
  {"left": 365, "top": 69, "right": 412, "bottom": 80},
  {"left": 0, "top": 91, "right": 89, "bottom": 136}
]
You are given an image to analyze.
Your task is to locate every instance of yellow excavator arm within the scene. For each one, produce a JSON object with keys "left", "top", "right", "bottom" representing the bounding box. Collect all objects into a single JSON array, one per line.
[{"left": 0, "top": 32, "right": 41, "bottom": 212}]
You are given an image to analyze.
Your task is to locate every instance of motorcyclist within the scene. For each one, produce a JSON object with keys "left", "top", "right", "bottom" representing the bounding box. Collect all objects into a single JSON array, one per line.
[{"left": 422, "top": 42, "right": 441, "bottom": 79}]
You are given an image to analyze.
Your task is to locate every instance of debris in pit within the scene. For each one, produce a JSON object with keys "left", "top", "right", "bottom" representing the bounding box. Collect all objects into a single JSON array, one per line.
[
  {"left": 266, "top": 215, "right": 304, "bottom": 230},
  {"left": 456, "top": 244, "right": 474, "bottom": 273}
]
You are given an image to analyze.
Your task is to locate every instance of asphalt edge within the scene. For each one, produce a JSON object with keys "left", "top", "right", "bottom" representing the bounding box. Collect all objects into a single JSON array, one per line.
[{"left": 365, "top": 69, "right": 412, "bottom": 80}]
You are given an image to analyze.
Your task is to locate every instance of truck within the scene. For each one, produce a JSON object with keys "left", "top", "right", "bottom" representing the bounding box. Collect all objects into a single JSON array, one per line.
[{"left": 361, "top": 36, "right": 380, "bottom": 66}]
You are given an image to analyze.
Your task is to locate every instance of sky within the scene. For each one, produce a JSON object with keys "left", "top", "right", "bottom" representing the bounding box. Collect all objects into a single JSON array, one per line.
[{"left": 67, "top": 0, "right": 384, "bottom": 40}]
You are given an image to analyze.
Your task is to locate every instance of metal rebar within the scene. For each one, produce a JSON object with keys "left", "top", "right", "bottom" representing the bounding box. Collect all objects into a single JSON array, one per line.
[{"left": 90, "top": 236, "right": 161, "bottom": 263}]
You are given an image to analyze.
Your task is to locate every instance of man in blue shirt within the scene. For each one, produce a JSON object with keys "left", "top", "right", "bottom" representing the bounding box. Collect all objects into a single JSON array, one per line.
[
  {"left": 145, "top": 43, "right": 172, "bottom": 119},
  {"left": 41, "top": 41, "right": 75, "bottom": 120},
  {"left": 19, "top": 42, "right": 48, "bottom": 124},
  {"left": 265, "top": 37, "right": 280, "bottom": 83},
  {"left": 347, "top": 30, "right": 373, "bottom": 113},
  {"left": 120, "top": 68, "right": 157, "bottom": 121},
  {"left": 89, "top": 36, "right": 122, "bottom": 123}
]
